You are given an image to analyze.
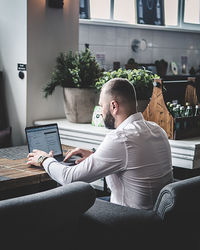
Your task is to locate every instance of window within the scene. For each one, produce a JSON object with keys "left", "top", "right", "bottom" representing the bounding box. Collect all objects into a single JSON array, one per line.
[
  {"left": 184, "top": 0, "right": 200, "bottom": 24},
  {"left": 136, "top": 0, "right": 164, "bottom": 26},
  {"left": 80, "top": 0, "right": 200, "bottom": 32},
  {"left": 114, "top": 0, "right": 136, "bottom": 24},
  {"left": 90, "top": 0, "right": 111, "bottom": 20},
  {"left": 164, "top": 0, "right": 179, "bottom": 26},
  {"left": 80, "top": 0, "right": 90, "bottom": 19}
]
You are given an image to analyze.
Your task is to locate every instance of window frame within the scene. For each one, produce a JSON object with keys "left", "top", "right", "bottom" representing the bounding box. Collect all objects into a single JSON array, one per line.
[
  {"left": 79, "top": 0, "right": 200, "bottom": 33},
  {"left": 180, "top": 0, "right": 200, "bottom": 29}
]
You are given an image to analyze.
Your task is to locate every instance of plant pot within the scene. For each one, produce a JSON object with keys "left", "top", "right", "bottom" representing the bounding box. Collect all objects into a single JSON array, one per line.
[
  {"left": 137, "top": 99, "right": 150, "bottom": 113},
  {"left": 63, "top": 88, "right": 99, "bottom": 123}
]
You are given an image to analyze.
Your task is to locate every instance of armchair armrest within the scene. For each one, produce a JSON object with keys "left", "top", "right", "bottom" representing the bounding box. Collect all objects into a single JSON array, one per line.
[{"left": 0, "top": 181, "right": 96, "bottom": 248}]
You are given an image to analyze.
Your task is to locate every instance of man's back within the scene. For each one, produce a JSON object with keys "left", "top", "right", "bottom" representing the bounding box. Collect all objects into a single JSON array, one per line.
[{"left": 104, "top": 113, "right": 173, "bottom": 209}]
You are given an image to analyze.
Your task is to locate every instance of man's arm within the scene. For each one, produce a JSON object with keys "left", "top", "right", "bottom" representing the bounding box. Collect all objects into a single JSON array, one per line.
[
  {"left": 42, "top": 133, "right": 126, "bottom": 185},
  {"left": 64, "top": 148, "right": 93, "bottom": 164}
]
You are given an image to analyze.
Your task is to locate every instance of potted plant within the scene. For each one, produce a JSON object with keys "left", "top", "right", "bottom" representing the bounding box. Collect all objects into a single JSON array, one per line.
[
  {"left": 43, "top": 48, "right": 103, "bottom": 123},
  {"left": 95, "top": 68, "right": 160, "bottom": 112}
]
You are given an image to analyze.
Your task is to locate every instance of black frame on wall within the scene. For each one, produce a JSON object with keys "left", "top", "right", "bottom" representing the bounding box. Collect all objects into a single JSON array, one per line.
[
  {"left": 48, "top": 0, "right": 64, "bottom": 8},
  {"left": 80, "top": 0, "right": 90, "bottom": 19},
  {"left": 136, "top": 0, "right": 164, "bottom": 26}
]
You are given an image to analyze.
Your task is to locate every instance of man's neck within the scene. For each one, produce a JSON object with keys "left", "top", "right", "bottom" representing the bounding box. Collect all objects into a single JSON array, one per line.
[{"left": 115, "top": 114, "right": 132, "bottom": 128}]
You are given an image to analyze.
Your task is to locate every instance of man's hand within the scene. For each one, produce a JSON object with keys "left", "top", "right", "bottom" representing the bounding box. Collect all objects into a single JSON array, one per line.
[
  {"left": 64, "top": 148, "right": 93, "bottom": 164},
  {"left": 27, "top": 149, "right": 53, "bottom": 167}
]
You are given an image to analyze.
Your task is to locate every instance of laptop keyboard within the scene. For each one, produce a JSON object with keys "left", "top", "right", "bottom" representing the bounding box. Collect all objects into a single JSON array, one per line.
[{"left": 55, "top": 154, "right": 80, "bottom": 166}]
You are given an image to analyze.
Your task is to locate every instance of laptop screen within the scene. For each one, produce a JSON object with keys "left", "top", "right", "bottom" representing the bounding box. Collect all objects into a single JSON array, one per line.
[{"left": 25, "top": 124, "right": 63, "bottom": 156}]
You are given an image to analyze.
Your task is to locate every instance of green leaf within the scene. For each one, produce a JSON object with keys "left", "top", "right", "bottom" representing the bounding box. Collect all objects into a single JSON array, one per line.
[
  {"left": 95, "top": 68, "right": 159, "bottom": 100},
  {"left": 43, "top": 48, "right": 103, "bottom": 97}
]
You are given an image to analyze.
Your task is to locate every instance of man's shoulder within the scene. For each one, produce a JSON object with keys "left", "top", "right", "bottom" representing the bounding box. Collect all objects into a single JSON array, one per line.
[
  {"left": 144, "top": 121, "right": 170, "bottom": 143},
  {"left": 105, "top": 129, "right": 126, "bottom": 142}
]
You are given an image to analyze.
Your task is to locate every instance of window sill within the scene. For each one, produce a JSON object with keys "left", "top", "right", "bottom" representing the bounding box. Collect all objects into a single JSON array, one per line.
[{"left": 79, "top": 18, "right": 200, "bottom": 34}]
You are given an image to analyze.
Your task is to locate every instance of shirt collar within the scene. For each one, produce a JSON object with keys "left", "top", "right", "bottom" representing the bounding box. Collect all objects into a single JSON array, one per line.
[{"left": 116, "top": 112, "right": 144, "bottom": 130}]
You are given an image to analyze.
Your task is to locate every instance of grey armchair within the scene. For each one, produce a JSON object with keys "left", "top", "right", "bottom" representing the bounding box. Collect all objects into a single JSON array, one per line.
[
  {"left": 0, "top": 181, "right": 96, "bottom": 249},
  {"left": 79, "top": 176, "right": 200, "bottom": 250}
]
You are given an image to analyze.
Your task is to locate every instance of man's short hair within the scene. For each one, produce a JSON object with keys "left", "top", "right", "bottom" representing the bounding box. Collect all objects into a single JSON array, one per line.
[{"left": 103, "top": 78, "right": 136, "bottom": 108}]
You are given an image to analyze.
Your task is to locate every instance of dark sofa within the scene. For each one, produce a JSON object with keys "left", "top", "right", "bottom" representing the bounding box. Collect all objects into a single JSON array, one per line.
[
  {"left": 0, "top": 181, "right": 96, "bottom": 249},
  {"left": 1, "top": 175, "right": 200, "bottom": 249},
  {"left": 79, "top": 176, "right": 200, "bottom": 250}
]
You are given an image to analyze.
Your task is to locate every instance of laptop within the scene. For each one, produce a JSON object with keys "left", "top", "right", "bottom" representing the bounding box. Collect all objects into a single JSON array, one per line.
[{"left": 25, "top": 123, "right": 78, "bottom": 166}]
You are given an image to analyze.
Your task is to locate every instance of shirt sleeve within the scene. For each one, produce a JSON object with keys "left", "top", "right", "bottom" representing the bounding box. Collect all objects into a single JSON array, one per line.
[{"left": 42, "top": 132, "right": 127, "bottom": 185}]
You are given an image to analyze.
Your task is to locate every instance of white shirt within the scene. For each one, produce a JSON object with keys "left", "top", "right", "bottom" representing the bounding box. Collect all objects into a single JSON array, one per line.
[{"left": 43, "top": 113, "right": 173, "bottom": 210}]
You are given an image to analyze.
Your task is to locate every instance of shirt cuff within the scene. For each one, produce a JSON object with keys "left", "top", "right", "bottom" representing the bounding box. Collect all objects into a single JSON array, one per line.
[{"left": 42, "top": 157, "right": 57, "bottom": 169}]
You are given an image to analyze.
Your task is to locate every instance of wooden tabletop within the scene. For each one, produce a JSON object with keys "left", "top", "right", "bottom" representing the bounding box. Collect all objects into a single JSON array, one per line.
[
  {"left": 0, "top": 158, "right": 49, "bottom": 192},
  {"left": 0, "top": 145, "right": 74, "bottom": 192}
]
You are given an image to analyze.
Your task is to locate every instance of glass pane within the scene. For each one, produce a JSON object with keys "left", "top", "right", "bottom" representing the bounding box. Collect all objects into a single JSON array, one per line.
[
  {"left": 90, "top": 0, "right": 111, "bottom": 19},
  {"left": 184, "top": 0, "right": 200, "bottom": 24},
  {"left": 80, "top": 0, "right": 89, "bottom": 19},
  {"left": 114, "top": 0, "right": 136, "bottom": 24},
  {"left": 164, "top": 0, "right": 178, "bottom": 26}
]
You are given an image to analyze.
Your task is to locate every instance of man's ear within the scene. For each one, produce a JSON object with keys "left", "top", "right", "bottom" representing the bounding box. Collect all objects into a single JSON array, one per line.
[{"left": 110, "top": 100, "right": 119, "bottom": 115}]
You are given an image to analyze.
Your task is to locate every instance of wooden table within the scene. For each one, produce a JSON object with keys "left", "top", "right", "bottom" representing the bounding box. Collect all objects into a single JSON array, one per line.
[
  {"left": 0, "top": 157, "right": 49, "bottom": 191},
  {"left": 0, "top": 144, "right": 74, "bottom": 200}
]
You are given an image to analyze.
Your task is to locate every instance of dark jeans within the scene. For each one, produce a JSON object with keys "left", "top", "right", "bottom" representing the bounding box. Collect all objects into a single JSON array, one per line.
[{"left": 98, "top": 196, "right": 110, "bottom": 202}]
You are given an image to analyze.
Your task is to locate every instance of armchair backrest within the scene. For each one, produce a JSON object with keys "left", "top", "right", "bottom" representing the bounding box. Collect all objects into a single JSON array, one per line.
[
  {"left": 0, "top": 181, "right": 96, "bottom": 248},
  {"left": 153, "top": 176, "right": 200, "bottom": 228}
]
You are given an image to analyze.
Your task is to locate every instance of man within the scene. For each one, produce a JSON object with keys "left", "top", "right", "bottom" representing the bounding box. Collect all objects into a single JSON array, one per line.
[{"left": 27, "top": 78, "right": 173, "bottom": 210}]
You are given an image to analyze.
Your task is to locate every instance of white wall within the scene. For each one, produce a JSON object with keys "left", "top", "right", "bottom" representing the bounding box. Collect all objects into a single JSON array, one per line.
[
  {"left": 27, "top": 0, "right": 79, "bottom": 126},
  {"left": 0, "top": 0, "right": 27, "bottom": 146},
  {"left": 79, "top": 23, "right": 200, "bottom": 74},
  {"left": 0, "top": 0, "right": 79, "bottom": 145}
]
